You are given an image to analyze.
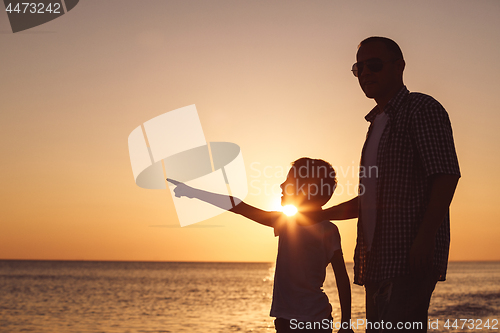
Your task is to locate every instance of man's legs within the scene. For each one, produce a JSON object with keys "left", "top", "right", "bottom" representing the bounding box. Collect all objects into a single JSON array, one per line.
[
  {"left": 365, "top": 279, "right": 383, "bottom": 333},
  {"left": 364, "top": 269, "right": 439, "bottom": 332}
]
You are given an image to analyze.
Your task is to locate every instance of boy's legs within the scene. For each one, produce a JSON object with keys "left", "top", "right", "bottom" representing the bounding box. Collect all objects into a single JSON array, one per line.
[
  {"left": 364, "top": 269, "right": 439, "bottom": 332},
  {"left": 274, "top": 316, "right": 333, "bottom": 333}
]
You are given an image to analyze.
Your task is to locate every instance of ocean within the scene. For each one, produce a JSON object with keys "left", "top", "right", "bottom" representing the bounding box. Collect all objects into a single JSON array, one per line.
[{"left": 0, "top": 261, "right": 498, "bottom": 332}]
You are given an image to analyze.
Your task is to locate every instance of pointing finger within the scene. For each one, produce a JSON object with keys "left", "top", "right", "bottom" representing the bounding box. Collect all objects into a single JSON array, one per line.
[{"left": 167, "top": 178, "right": 182, "bottom": 186}]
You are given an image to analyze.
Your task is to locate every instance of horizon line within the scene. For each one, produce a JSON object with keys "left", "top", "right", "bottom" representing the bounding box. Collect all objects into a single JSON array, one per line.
[{"left": 1, "top": 258, "right": 500, "bottom": 264}]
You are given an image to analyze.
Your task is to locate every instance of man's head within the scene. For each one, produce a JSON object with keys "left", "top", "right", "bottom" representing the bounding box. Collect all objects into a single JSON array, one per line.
[
  {"left": 280, "top": 158, "right": 337, "bottom": 209},
  {"left": 353, "top": 36, "right": 406, "bottom": 108}
]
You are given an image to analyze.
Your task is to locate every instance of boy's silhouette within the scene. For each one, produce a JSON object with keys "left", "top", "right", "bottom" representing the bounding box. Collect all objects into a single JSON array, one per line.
[{"left": 170, "top": 157, "right": 354, "bottom": 333}]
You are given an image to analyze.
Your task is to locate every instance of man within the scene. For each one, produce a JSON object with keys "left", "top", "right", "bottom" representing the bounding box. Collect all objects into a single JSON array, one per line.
[{"left": 321, "top": 37, "right": 460, "bottom": 332}]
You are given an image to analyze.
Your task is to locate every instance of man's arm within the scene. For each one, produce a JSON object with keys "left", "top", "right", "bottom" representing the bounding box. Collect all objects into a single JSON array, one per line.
[
  {"left": 323, "top": 196, "right": 359, "bottom": 220},
  {"left": 410, "top": 173, "right": 460, "bottom": 272},
  {"left": 331, "top": 250, "right": 353, "bottom": 332},
  {"left": 297, "top": 197, "right": 358, "bottom": 226},
  {"left": 170, "top": 179, "right": 281, "bottom": 227}
]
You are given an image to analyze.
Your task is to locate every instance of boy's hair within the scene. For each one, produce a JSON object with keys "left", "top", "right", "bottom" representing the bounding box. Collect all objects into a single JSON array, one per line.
[{"left": 290, "top": 157, "right": 337, "bottom": 206}]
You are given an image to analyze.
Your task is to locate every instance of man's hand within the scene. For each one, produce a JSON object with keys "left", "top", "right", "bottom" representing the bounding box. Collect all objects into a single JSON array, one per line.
[
  {"left": 409, "top": 233, "right": 435, "bottom": 272},
  {"left": 299, "top": 196, "right": 359, "bottom": 225}
]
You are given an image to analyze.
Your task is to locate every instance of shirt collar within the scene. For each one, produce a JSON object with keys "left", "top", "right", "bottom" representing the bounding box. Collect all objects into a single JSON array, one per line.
[{"left": 365, "top": 86, "right": 409, "bottom": 123}]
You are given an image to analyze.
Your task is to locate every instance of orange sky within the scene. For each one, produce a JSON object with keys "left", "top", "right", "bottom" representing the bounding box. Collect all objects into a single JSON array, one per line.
[{"left": 1, "top": 0, "right": 499, "bottom": 262}]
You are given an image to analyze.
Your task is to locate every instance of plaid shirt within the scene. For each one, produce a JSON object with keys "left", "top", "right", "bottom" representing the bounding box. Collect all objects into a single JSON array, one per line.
[{"left": 354, "top": 86, "right": 461, "bottom": 286}]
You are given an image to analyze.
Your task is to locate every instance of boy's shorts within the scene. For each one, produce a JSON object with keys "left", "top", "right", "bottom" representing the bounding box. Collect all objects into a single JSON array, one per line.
[{"left": 274, "top": 315, "right": 333, "bottom": 333}]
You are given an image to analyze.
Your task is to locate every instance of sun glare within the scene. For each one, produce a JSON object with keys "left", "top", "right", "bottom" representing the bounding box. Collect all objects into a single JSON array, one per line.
[{"left": 282, "top": 205, "right": 298, "bottom": 216}]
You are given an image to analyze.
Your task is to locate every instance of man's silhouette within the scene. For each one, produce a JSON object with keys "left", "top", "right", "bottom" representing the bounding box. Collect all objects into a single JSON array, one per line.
[{"left": 322, "top": 36, "right": 460, "bottom": 332}]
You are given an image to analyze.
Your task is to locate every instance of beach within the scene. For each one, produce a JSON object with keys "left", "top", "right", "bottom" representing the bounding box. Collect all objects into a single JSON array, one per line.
[{"left": 0, "top": 260, "right": 498, "bottom": 332}]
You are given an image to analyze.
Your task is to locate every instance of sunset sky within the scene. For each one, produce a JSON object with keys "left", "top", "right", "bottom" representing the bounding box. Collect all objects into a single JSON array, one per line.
[{"left": 1, "top": 0, "right": 499, "bottom": 263}]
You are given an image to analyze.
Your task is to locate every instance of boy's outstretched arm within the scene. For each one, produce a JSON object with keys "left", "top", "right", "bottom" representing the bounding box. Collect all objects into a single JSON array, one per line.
[
  {"left": 168, "top": 179, "right": 282, "bottom": 227},
  {"left": 229, "top": 201, "right": 283, "bottom": 227},
  {"left": 331, "top": 250, "right": 354, "bottom": 333}
]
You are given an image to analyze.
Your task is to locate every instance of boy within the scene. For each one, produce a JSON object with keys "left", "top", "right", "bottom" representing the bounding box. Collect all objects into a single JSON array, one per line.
[{"left": 170, "top": 157, "right": 353, "bottom": 333}]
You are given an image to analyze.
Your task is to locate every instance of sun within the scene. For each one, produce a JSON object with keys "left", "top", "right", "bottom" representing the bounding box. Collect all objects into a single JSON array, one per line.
[
  {"left": 270, "top": 197, "right": 297, "bottom": 216},
  {"left": 282, "top": 204, "right": 298, "bottom": 216}
]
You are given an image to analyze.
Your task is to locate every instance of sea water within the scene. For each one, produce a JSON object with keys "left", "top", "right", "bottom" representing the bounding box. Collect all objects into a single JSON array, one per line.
[{"left": 0, "top": 261, "right": 498, "bottom": 332}]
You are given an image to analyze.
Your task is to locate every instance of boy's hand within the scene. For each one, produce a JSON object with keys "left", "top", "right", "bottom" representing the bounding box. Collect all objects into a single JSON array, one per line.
[{"left": 167, "top": 178, "right": 195, "bottom": 198}]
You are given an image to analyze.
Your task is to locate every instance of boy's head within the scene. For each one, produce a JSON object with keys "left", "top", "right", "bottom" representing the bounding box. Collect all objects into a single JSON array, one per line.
[{"left": 280, "top": 157, "right": 337, "bottom": 208}]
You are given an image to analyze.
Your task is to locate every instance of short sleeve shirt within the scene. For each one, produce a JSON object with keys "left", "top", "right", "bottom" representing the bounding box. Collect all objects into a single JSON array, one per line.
[
  {"left": 271, "top": 219, "right": 341, "bottom": 321},
  {"left": 354, "top": 86, "right": 461, "bottom": 285}
]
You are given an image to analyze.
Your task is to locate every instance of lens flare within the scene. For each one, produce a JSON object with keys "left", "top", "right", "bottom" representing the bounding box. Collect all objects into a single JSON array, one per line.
[{"left": 282, "top": 204, "right": 298, "bottom": 216}]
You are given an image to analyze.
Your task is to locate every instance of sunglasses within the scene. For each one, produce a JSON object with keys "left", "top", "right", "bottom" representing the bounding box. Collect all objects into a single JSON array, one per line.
[{"left": 351, "top": 58, "right": 388, "bottom": 77}]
